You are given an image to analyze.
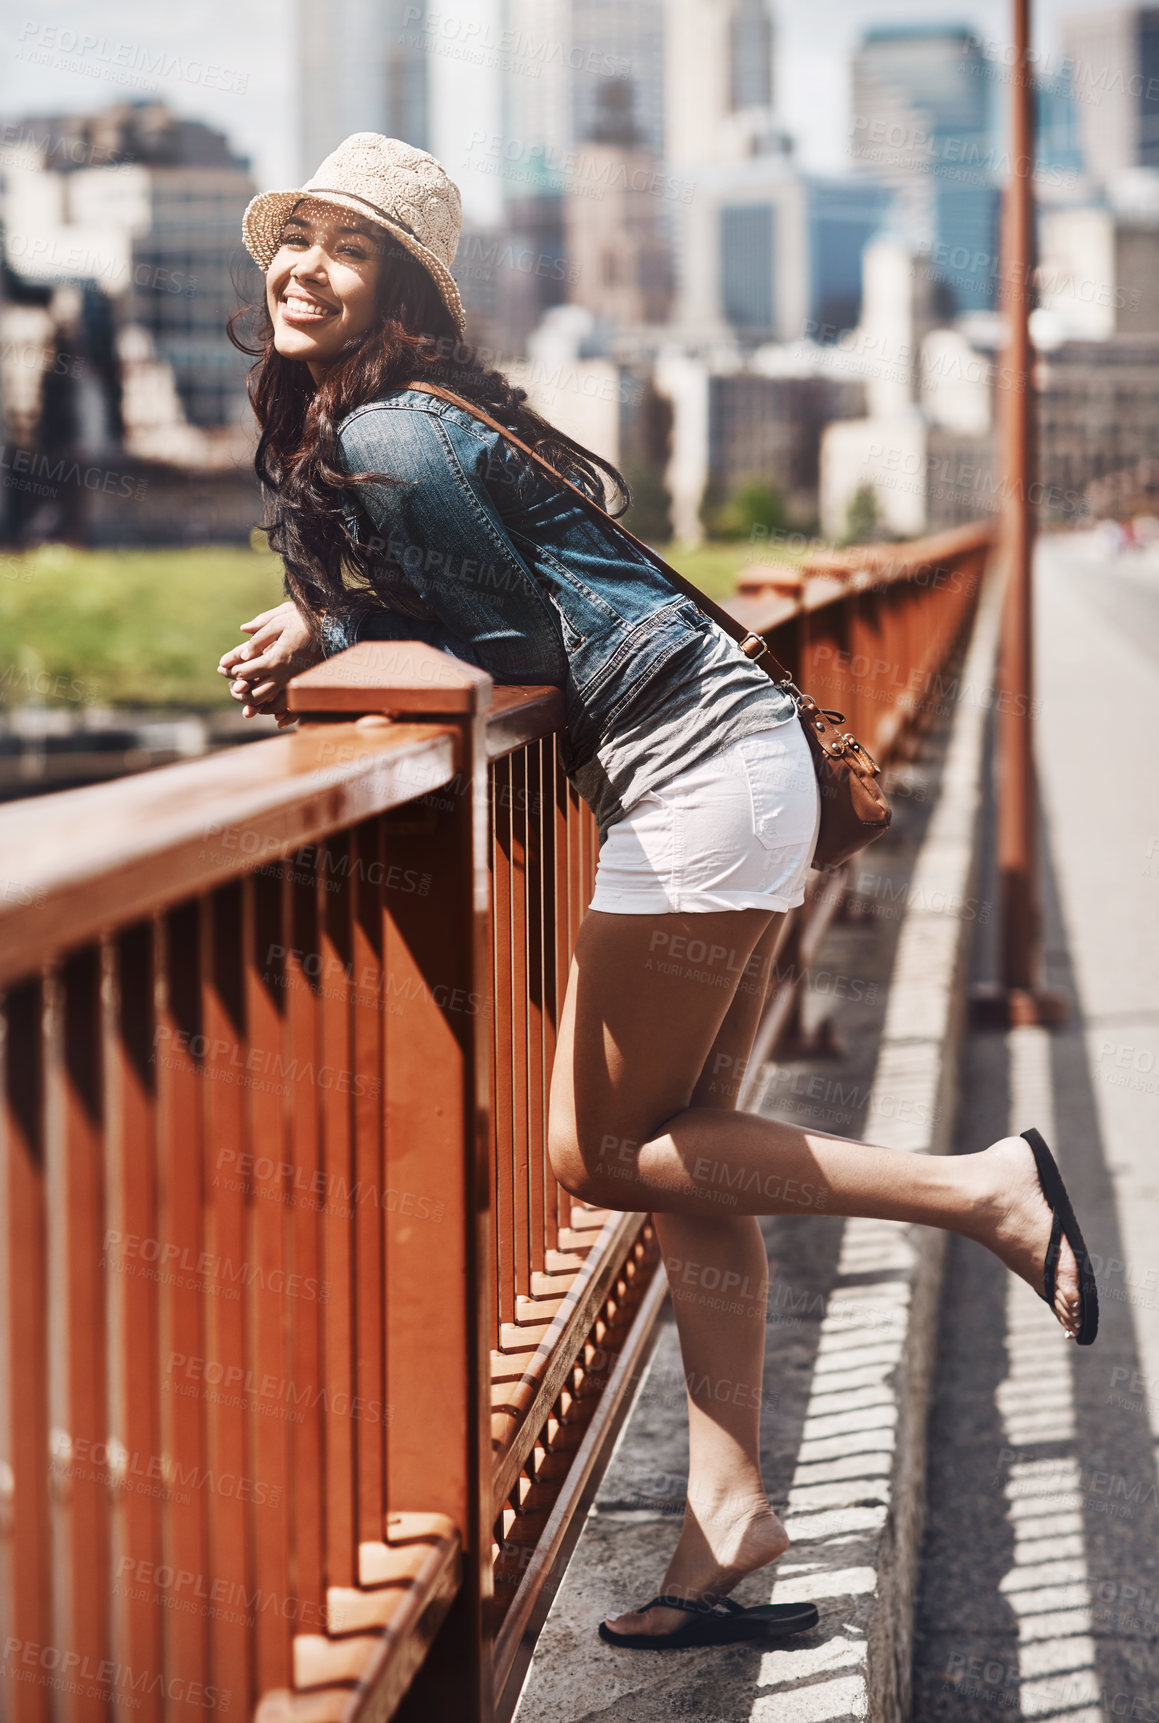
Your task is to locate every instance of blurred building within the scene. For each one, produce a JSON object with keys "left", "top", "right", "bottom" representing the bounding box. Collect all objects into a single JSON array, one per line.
[
  {"left": 501, "top": 0, "right": 573, "bottom": 167},
  {"left": 452, "top": 189, "right": 572, "bottom": 361},
  {"left": 298, "top": 0, "right": 430, "bottom": 179},
  {"left": 1038, "top": 335, "right": 1159, "bottom": 520},
  {"left": 1037, "top": 69, "right": 1086, "bottom": 181},
  {"left": 562, "top": 74, "right": 674, "bottom": 330},
  {"left": 2, "top": 103, "right": 258, "bottom": 442},
  {"left": 820, "top": 237, "right": 938, "bottom": 538},
  {"left": 1034, "top": 187, "right": 1159, "bottom": 519},
  {"left": 569, "top": 0, "right": 666, "bottom": 161},
  {"left": 0, "top": 102, "right": 261, "bottom": 544},
  {"left": 665, "top": 0, "right": 890, "bottom": 347},
  {"left": 673, "top": 159, "right": 894, "bottom": 347},
  {"left": 851, "top": 25, "right": 1003, "bottom": 315},
  {"left": 1061, "top": 7, "right": 1159, "bottom": 181},
  {"left": 1037, "top": 201, "right": 1159, "bottom": 339},
  {"left": 665, "top": 0, "right": 784, "bottom": 169},
  {"left": 702, "top": 368, "right": 866, "bottom": 530}
]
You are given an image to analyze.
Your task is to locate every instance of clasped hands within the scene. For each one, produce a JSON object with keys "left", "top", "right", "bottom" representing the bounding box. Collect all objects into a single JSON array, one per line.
[{"left": 217, "top": 600, "right": 325, "bottom": 728}]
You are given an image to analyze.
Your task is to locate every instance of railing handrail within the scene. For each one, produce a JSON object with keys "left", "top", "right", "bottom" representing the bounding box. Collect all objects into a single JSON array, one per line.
[
  {"left": 733, "top": 520, "right": 994, "bottom": 633},
  {"left": 0, "top": 686, "right": 567, "bottom": 991}
]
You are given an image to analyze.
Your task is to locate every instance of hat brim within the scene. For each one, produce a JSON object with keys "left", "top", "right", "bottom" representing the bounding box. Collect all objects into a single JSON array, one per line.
[{"left": 242, "top": 187, "right": 466, "bottom": 337}]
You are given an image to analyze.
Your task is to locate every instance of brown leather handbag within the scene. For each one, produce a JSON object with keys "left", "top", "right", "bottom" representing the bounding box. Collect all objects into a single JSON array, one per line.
[{"left": 402, "top": 380, "right": 892, "bottom": 871}]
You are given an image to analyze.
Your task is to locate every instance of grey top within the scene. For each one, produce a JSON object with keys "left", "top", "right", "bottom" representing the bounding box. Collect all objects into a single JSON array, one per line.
[{"left": 569, "top": 615, "right": 798, "bottom": 841}]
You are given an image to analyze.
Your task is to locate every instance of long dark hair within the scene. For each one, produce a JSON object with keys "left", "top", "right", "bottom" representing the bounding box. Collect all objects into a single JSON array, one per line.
[{"left": 228, "top": 223, "right": 632, "bottom": 641}]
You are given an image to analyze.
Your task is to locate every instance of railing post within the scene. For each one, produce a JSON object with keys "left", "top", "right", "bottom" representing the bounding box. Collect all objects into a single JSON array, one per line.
[
  {"left": 974, "top": 0, "right": 1067, "bottom": 1028},
  {"left": 288, "top": 644, "right": 498, "bottom": 1723}
]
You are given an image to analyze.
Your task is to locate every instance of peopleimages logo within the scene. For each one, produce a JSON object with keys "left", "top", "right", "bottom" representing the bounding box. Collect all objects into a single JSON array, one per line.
[
  {"left": 0, "top": 1638, "right": 229, "bottom": 1710},
  {"left": 16, "top": 22, "right": 248, "bottom": 93},
  {"left": 0, "top": 445, "right": 148, "bottom": 499}
]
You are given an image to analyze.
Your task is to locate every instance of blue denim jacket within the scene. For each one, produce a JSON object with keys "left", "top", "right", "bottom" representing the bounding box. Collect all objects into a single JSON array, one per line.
[{"left": 320, "top": 386, "right": 796, "bottom": 834}]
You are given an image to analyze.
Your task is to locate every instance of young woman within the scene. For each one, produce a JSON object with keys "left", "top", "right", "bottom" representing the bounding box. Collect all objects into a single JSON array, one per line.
[{"left": 220, "top": 134, "right": 1097, "bottom": 1652}]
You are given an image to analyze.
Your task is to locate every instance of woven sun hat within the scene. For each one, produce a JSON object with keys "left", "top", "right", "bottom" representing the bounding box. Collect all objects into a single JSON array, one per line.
[{"left": 242, "top": 132, "right": 466, "bottom": 336}]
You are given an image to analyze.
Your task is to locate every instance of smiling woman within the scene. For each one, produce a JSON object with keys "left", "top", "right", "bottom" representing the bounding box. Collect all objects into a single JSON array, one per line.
[{"left": 220, "top": 133, "right": 622, "bottom": 725}]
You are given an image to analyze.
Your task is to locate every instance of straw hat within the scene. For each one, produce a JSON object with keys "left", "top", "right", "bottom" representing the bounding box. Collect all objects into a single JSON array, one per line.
[{"left": 242, "top": 132, "right": 466, "bottom": 336}]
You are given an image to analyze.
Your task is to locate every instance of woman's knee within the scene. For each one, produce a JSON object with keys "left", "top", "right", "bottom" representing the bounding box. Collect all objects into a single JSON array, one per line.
[
  {"left": 547, "top": 1135, "right": 603, "bottom": 1206},
  {"left": 547, "top": 1121, "right": 623, "bottom": 1208}
]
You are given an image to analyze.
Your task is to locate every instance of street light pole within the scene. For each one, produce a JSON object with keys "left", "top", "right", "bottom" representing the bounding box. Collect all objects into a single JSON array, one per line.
[{"left": 974, "top": 0, "right": 1067, "bottom": 1028}]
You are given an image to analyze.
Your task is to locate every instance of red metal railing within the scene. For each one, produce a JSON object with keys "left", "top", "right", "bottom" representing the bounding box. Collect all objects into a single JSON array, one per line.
[{"left": 0, "top": 522, "right": 989, "bottom": 1723}]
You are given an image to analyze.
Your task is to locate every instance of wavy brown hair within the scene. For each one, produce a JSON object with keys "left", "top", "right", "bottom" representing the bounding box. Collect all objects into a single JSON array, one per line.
[{"left": 228, "top": 223, "right": 632, "bottom": 641}]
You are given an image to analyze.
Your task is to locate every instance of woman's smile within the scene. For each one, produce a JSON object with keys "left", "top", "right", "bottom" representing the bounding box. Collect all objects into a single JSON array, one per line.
[{"left": 279, "top": 286, "right": 339, "bottom": 324}]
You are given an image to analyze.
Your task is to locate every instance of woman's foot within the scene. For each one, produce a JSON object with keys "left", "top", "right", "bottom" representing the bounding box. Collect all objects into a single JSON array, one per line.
[
  {"left": 974, "top": 1134, "right": 1082, "bottom": 1338},
  {"left": 603, "top": 1497, "right": 789, "bottom": 1640}
]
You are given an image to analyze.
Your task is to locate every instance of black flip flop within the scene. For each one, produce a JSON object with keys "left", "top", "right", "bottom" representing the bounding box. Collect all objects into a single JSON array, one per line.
[
  {"left": 1022, "top": 1127, "right": 1099, "bottom": 1346},
  {"left": 597, "top": 1593, "right": 820, "bottom": 1650}
]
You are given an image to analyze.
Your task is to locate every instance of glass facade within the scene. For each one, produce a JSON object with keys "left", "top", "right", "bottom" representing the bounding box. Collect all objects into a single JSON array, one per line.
[
  {"left": 129, "top": 178, "right": 259, "bottom": 428},
  {"left": 729, "top": 0, "right": 774, "bottom": 113},
  {"left": 808, "top": 180, "right": 895, "bottom": 333},
  {"left": 720, "top": 202, "right": 775, "bottom": 334},
  {"left": 1139, "top": 9, "right": 1159, "bottom": 166},
  {"left": 854, "top": 25, "right": 1002, "bottom": 313}
]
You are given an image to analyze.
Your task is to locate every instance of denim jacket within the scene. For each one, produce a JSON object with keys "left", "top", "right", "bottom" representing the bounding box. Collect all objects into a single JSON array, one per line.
[{"left": 320, "top": 386, "right": 796, "bottom": 835}]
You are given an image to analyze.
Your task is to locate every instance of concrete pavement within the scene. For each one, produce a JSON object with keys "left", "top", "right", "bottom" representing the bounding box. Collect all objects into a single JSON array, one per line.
[{"left": 911, "top": 530, "right": 1159, "bottom": 1721}]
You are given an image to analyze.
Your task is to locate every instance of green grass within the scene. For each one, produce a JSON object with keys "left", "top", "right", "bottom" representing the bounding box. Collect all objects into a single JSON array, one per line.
[
  {"left": 0, "top": 542, "right": 286, "bottom": 709},
  {"left": 0, "top": 534, "right": 807, "bottom": 710},
  {"left": 655, "top": 537, "right": 808, "bottom": 599}
]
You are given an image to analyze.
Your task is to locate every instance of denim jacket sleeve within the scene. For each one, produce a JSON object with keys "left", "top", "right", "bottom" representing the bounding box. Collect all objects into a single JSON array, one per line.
[{"left": 325, "top": 400, "right": 568, "bottom": 685}]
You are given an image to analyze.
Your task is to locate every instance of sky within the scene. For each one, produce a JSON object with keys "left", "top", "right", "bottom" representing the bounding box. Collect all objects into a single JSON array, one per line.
[{"left": 0, "top": 0, "right": 1128, "bottom": 221}]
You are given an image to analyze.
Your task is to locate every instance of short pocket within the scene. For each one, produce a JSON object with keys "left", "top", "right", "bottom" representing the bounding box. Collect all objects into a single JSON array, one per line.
[{"left": 731, "top": 726, "right": 819, "bottom": 851}]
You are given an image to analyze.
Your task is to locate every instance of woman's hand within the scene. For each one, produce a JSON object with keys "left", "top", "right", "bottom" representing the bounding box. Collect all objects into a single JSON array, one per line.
[{"left": 218, "top": 600, "right": 325, "bottom": 726}]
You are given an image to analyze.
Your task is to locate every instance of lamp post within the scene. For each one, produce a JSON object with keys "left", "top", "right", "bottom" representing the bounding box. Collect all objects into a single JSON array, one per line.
[{"left": 973, "top": 0, "right": 1067, "bottom": 1027}]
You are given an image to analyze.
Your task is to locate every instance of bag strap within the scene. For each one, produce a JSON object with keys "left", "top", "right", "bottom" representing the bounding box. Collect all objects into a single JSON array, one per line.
[{"left": 400, "top": 378, "right": 797, "bottom": 688}]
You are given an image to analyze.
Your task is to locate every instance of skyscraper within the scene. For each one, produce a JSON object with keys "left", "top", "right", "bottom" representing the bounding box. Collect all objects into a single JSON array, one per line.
[
  {"left": 665, "top": 0, "right": 781, "bottom": 169},
  {"left": 665, "top": 1, "right": 888, "bottom": 345},
  {"left": 298, "top": 0, "right": 430, "bottom": 180},
  {"left": 1062, "top": 7, "right": 1159, "bottom": 180},
  {"left": 570, "top": 0, "right": 665, "bottom": 159},
  {"left": 2, "top": 104, "right": 257, "bottom": 431},
  {"left": 851, "top": 25, "right": 1001, "bottom": 315}
]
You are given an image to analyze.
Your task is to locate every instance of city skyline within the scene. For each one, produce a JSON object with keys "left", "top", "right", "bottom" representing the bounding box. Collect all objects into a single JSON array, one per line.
[{"left": 1, "top": 0, "right": 1139, "bottom": 225}]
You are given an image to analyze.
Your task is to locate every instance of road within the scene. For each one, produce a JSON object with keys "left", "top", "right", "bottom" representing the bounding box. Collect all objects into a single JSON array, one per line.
[{"left": 911, "top": 530, "right": 1159, "bottom": 1721}]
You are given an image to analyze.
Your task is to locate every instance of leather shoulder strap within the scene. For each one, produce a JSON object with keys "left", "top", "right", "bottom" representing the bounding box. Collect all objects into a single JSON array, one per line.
[{"left": 399, "top": 378, "right": 795, "bottom": 686}]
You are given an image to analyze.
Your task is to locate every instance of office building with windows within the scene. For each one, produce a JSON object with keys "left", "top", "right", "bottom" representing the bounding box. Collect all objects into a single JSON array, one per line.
[
  {"left": 1062, "top": 7, "right": 1159, "bottom": 181},
  {"left": 675, "top": 160, "right": 893, "bottom": 346},
  {"left": 851, "top": 24, "right": 1002, "bottom": 314},
  {"left": 298, "top": 0, "right": 429, "bottom": 180},
  {"left": 1, "top": 103, "right": 258, "bottom": 436}
]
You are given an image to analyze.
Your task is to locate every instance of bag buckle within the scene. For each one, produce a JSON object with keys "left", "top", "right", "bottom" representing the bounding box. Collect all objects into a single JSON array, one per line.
[
  {"left": 738, "top": 632, "right": 769, "bottom": 661},
  {"left": 844, "top": 735, "right": 881, "bottom": 775}
]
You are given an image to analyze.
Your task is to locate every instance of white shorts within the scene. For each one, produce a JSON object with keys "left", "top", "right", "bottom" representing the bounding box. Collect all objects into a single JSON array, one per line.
[{"left": 588, "top": 719, "right": 821, "bottom": 915}]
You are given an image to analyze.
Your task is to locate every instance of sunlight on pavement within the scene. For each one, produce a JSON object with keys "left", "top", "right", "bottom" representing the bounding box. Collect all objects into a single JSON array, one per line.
[
  {"left": 999, "top": 1025, "right": 1104, "bottom": 1723},
  {"left": 749, "top": 1216, "right": 919, "bottom": 1721}
]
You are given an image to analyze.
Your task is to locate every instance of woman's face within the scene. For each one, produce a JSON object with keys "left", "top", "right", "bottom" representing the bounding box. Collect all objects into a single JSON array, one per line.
[{"left": 266, "top": 199, "right": 384, "bottom": 381}]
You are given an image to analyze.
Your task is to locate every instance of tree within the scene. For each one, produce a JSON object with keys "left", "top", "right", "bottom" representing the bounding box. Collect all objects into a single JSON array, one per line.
[
  {"left": 619, "top": 461, "right": 674, "bottom": 545},
  {"left": 840, "top": 484, "right": 880, "bottom": 548},
  {"left": 699, "top": 476, "right": 787, "bottom": 541}
]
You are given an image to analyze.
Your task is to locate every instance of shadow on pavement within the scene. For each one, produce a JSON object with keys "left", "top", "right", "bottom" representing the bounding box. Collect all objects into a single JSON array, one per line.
[{"left": 911, "top": 720, "right": 1159, "bottom": 1721}]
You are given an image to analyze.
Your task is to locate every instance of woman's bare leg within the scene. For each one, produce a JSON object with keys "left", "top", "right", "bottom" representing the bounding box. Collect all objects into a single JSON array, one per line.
[
  {"left": 610, "top": 911, "right": 792, "bottom": 1637},
  {"left": 548, "top": 907, "right": 1080, "bottom": 1327},
  {"left": 547, "top": 904, "right": 1082, "bottom": 1634}
]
